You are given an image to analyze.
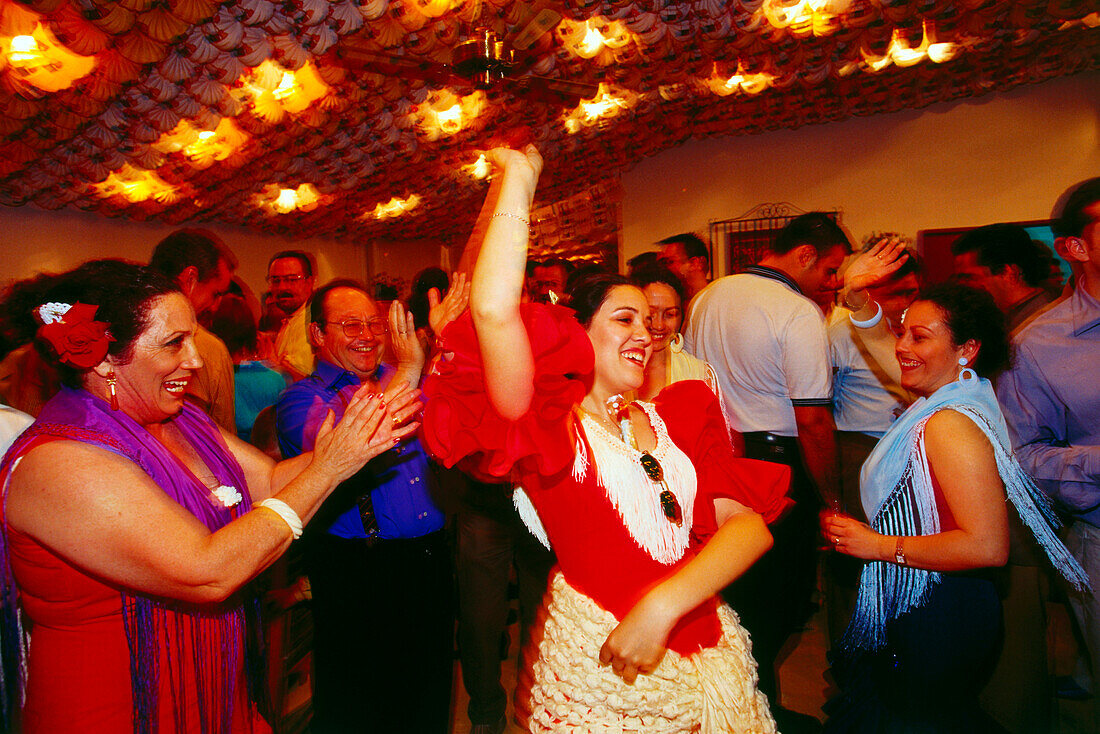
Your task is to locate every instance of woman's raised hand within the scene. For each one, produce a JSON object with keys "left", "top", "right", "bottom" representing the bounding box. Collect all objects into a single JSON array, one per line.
[
  {"left": 486, "top": 144, "right": 543, "bottom": 183},
  {"left": 844, "top": 237, "right": 910, "bottom": 295}
]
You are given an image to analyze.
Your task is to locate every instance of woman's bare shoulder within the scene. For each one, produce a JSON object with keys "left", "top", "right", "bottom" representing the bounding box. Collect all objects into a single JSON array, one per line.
[{"left": 923, "top": 408, "right": 996, "bottom": 469}]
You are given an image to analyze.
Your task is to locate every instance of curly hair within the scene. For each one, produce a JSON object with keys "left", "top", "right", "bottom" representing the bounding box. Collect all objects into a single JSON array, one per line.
[
  {"left": 917, "top": 282, "right": 1011, "bottom": 378},
  {"left": 0, "top": 259, "right": 180, "bottom": 386}
]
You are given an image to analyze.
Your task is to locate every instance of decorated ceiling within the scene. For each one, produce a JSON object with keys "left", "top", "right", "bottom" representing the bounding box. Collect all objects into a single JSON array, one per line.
[{"left": 1, "top": 0, "right": 1097, "bottom": 248}]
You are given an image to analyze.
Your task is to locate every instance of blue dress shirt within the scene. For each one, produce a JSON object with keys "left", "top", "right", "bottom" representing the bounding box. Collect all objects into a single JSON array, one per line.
[
  {"left": 276, "top": 359, "right": 445, "bottom": 540},
  {"left": 997, "top": 284, "right": 1100, "bottom": 527}
]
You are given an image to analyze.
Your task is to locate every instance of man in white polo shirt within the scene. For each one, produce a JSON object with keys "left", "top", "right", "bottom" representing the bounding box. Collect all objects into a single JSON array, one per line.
[{"left": 685, "top": 212, "right": 850, "bottom": 733}]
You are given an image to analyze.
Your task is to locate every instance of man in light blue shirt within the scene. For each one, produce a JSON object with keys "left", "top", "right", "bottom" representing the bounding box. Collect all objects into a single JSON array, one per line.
[{"left": 998, "top": 177, "right": 1100, "bottom": 732}]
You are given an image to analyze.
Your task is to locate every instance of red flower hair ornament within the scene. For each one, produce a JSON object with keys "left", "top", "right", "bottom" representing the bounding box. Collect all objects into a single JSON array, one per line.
[{"left": 35, "top": 302, "right": 114, "bottom": 370}]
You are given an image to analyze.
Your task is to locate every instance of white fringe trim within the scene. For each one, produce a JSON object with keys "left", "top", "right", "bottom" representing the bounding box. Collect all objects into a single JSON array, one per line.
[
  {"left": 518, "top": 572, "right": 775, "bottom": 734},
  {"left": 513, "top": 486, "right": 552, "bottom": 552},
  {"left": 576, "top": 403, "right": 696, "bottom": 565}
]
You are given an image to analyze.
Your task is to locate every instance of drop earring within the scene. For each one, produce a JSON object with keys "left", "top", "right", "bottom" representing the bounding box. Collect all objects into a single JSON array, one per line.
[
  {"left": 106, "top": 371, "right": 119, "bottom": 411},
  {"left": 957, "top": 356, "right": 978, "bottom": 385}
]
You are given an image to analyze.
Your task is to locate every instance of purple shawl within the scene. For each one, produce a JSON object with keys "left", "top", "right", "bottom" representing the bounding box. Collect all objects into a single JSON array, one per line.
[{"left": 0, "top": 386, "right": 261, "bottom": 733}]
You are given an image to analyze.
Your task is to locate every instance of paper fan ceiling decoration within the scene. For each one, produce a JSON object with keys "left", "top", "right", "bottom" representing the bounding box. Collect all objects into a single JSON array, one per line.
[{"left": 0, "top": 0, "right": 1097, "bottom": 245}]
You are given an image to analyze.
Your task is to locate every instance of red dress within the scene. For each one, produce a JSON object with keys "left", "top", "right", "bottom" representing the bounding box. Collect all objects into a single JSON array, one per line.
[
  {"left": 8, "top": 528, "right": 264, "bottom": 734},
  {"left": 423, "top": 305, "right": 791, "bottom": 732}
]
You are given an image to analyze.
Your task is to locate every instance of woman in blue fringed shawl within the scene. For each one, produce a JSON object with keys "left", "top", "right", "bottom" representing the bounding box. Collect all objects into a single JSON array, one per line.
[
  {"left": 821, "top": 282, "right": 1088, "bottom": 732},
  {"left": 0, "top": 260, "right": 423, "bottom": 734}
]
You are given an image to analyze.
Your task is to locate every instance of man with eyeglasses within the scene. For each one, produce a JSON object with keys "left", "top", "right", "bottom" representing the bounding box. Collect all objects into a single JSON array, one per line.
[
  {"left": 274, "top": 279, "right": 451, "bottom": 734},
  {"left": 268, "top": 250, "right": 317, "bottom": 380}
]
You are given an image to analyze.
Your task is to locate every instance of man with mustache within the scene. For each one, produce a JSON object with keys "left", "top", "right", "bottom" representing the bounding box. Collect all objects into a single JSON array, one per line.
[{"left": 268, "top": 250, "right": 317, "bottom": 381}]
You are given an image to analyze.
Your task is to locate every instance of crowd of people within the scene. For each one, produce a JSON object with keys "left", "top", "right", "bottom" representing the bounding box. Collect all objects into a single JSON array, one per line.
[{"left": 0, "top": 155, "right": 1096, "bottom": 734}]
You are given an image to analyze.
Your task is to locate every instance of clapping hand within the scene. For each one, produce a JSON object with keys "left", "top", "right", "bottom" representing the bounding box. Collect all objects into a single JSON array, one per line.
[
  {"left": 311, "top": 386, "right": 410, "bottom": 484},
  {"left": 389, "top": 299, "right": 426, "bottom": 386}
]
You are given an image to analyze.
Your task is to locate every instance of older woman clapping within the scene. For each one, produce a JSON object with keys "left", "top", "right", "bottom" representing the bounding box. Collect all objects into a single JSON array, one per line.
[{"left": 0, "top": 260, "right": 420, "bottom": 733}]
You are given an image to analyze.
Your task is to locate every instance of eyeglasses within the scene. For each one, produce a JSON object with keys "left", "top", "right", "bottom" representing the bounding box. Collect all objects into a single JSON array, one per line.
[
  {"left": 267, "top": 274, "right": 307, "bottom": 286},
  {"left": 323, "top": 318, "right": 388, "bottom": 338}
]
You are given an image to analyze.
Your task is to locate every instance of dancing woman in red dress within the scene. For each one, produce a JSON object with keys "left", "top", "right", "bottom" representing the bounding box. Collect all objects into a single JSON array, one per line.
[{"left": 423, "top": 147, "right": 791, "bottom": 733}]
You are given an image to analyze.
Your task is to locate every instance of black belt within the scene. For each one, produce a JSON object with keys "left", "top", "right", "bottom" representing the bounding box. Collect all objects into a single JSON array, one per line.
[
  {"left": 741, "top": 431, "right": 802, "bottom": 468},
  {"left": 742, "top": 431, "right": 799, "bottom": 448}
]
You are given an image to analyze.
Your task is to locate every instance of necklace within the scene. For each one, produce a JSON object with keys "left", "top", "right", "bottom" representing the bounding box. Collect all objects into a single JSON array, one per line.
[{"left": 577, "top": 397, "right": 683, "bottom": 527}]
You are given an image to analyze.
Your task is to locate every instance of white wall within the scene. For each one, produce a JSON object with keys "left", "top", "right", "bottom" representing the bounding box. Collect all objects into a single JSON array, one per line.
[
  {"left": 0, "top": 205, "right": 377, "bottom": 299},
  {"left": 621, "top": 70, "right": 1100, "bottom": 274}
]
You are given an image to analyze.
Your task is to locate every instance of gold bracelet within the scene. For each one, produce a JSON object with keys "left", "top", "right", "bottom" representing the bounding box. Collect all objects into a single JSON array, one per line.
[
  {"left": 894, "top": 536, "right": 907, "bottom": 566},
  {"left": 491, "top": 211, "right": 530, "bottom": 226}
]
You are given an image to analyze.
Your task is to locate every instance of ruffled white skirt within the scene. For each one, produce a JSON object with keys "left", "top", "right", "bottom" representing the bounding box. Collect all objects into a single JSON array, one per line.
[{"left": 516, "top": 572, "right": 776, "bottom": 733}]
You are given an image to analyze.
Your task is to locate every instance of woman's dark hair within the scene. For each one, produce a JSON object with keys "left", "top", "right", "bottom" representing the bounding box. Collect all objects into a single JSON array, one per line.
[
  {"left": 0, "top": 259, "right": 179, "bottom": 386},
  {"left": 632, "top": 265, "right": 687, "bottom": 307},
  {"left": 567, "top": 271, "right": 634, "bottom": 328},
  {"left": 208, "top": 294, "right": 258, "bottom": 358},
  {"left": 917, "top": 282, "right": 1011, "bottom": 378}
]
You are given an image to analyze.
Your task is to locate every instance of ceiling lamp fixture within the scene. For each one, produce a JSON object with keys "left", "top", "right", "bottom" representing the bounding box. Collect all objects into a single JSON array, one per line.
[
  {"left": 706, "top": 64, "right": 774, "bottom": 96},
  {"left": 2, "top": 23, "right": 95, "bottom": 93},
  {"left": 370, "top": 195, "right": 422, "bottom": 220},
  {"left": 863, "top": 22, "right": 959, "bottom": 72},
  {"left": 254, "top": 183, "right": 322, "bottom": 215},
  {"left": 563, "top": 84, "right": 633, "bottom": 133},
  {"left": 154, "top": 118, "right": 249, "bottom": 168},
  {"left": 239, "top": 61, "right": 329, "bottom": 122},
  {"left": 761, "top": 0, "right": 852, "bottom": 37},
  {"left": 93, "top": 165, "right": 179, "bottom": 204},
  {"left": 415, "top": 89, "right": 487, "bottom": 140},
  {"left": 558, "top": 17, "right": 632, "bottom": 63}
]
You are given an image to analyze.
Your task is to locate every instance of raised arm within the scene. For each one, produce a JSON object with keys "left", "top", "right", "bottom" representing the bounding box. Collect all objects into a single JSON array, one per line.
[
  {"left": 824, "top": 409, "right": 1009, "bottom": 571},
  {"left": 840, "top": 236, "right": 910, "bottom": 325},
  {"left": 469, "top": 146, "right": 544, "bottom": 421}
]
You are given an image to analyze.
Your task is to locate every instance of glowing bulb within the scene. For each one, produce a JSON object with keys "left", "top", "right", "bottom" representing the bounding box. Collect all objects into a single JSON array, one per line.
[
  {"left": 275, "top": 188, "right": 297, "bottom": 213},
  {"left": 435, "top": 104, "right": 462, "bottom": 134},
  {"left": 927, "top": 42, "right": 960, "bottom": 63},
  {"left": 10, "top": 35, "right": 38, "bottom": 54},
  {"left": 9, "top": 35, "right": 42, "bottom": 66},
  {"left": 464, "top": 154, "right": 491, "bottom": 179},
  {"left": 273, "top": 72, "right": 298, "bottom": 100},
  {"left": 578, "top": 21, "right": 606, "bottom": 59}
]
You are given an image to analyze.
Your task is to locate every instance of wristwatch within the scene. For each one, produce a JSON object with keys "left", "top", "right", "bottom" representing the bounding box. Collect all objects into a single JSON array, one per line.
[{"left": 894, "top": 537, "right": 907, "bottom": 566}]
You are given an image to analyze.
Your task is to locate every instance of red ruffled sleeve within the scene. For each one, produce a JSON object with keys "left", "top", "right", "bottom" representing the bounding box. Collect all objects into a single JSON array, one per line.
[
  {"left": 654, "top": 381, "right": 793, "bottom": 539},
  {"left": 421, "top": 303, "right": 593, "bottom": 479}
]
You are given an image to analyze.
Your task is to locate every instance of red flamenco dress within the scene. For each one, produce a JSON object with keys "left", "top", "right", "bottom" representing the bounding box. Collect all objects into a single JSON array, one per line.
[
  {"left": 423, "top": 304, "right": 792, "bottom": 734},
  {"left": 0, "top": 388, "right": 270, "bottom": 734}
]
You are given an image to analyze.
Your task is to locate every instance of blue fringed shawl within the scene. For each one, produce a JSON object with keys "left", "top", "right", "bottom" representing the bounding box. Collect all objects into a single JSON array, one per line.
[
  {"left": 0, "top": 386, "right": 263, "bottom": 733},
  {"left": 843, "top": 377, "right": 1089, "bottom": 651}
]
